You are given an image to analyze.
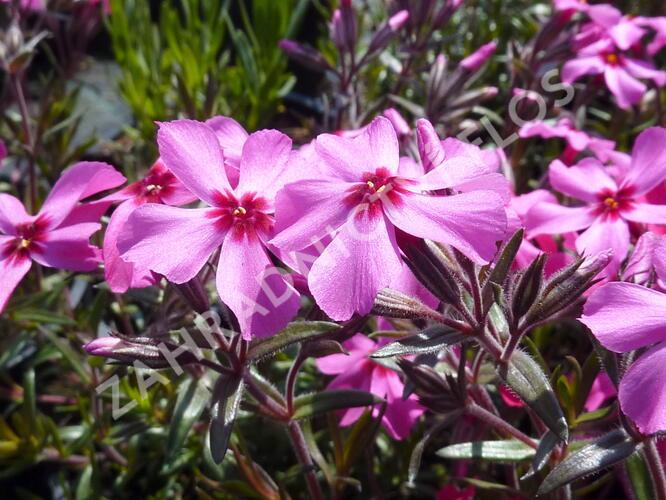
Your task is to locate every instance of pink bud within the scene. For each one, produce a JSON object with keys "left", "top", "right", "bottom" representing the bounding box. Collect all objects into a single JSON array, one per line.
[
  {"left": 388, "top": 9, "right": 409, "bottom": 31},
  {"left": 416, "top": 119, "right": 446, "bottom": 172},
  {"left": 367, "top": 10, "right": 409, "bottom": 55},
  {"left": 382, "top": 108, "right": 411, "bottom": 138},
  {"left": 84, "top": 337, "right": 124, "bottom": 357},
  {"left": 460, "top": 41, "right": 497, "bottom": 72}
]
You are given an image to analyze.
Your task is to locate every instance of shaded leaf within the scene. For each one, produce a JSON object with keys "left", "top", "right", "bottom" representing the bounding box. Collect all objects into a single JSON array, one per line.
[
  {"left": 371, "top": 325, "right": 467, "bottom": 358},
  {"left": 209, "top": 374, "right": 244, "bottom": 464},
  {"left": 247, "top": 321, "right": 340, "bottom": 361},
  {"left": 166, "top": 377, "right": 210, "bottom": 460},
  {"left": 537, "top": 429, "right": 637, "bottom": 495},
  {"left": 291, "top": 390, "right": 383, "bottom": 420}
]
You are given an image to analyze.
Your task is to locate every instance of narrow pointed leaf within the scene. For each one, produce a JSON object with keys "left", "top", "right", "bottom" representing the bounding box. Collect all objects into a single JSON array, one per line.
[
  {"left": 537, "top": 430, "right": 637, "bottom": 495},
  {"left": 247, "top": 321, "right": 340, "bottom": 361},
  {"left": 166, "top": 377, "right": 210, "bottom": 460},
  {"left": 500, "top": 350, "right": 569, "bottom": 442},
  {"left": 522, "top": 430, "right": 560, "bottom": 480},
  {"left": 209, "top": 374, "right": 244, "bottom": 464},
  {"left": 291, "top": 390, "right": 383, "bottom": 420},
  {"left": 436, "top": 440, "right": 536, "bottom": 462},
  {"left": 371, "top": 325, "right": 467, "bottom": 358},
  {"left": 482, "top": 229, "right": 524, "bottom": 313}
]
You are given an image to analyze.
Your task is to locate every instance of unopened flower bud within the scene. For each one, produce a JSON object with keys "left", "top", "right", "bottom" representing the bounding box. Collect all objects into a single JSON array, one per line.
[
  {"left": 279, "top": 40, "right": 332, "bottom": 72},
  {"left": 401, "top": 239, "right": 461, "bottom": 306},
  {"left": 511, "top": 253, "right": 546, "bottom": 321},
  {"left": 366, "top": 10, "right": 409, "bottom": 55},
  {"left": 373, "top": 288, "right": 443, "bottom": 321},
  {"left": 84, "top": 335, "right": 199, "bottom": 368},
  {"left": 523, "top": 250, "right": 612, "bottom": 327},
  {"left": 383, "top": 108, "right": 411, "bottom": 139},
  {"left": 398, "top": 358, "right": 449, "bottom": 396},
  {"left": 416, "top": 119, "right": 446, "bottom": 171},
  {"left": 460, "top": 41, "right": 497, "bottom": 73}
]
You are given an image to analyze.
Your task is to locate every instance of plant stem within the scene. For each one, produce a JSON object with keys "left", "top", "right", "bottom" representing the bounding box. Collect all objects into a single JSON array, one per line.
[
  {"left": 10, "top": 72, "right": 37, "bottom": 212},
  {"left": 501, "top": 332, "right": 522, "bottom": 363},
  {"left": 645, "top": 438, "right": 666, "bottom": 500},
  {"left": 467, "top": 402, "right": 537, "bottom": 449},
  {"left": 287, "top": 421, "right": 324, "bottom": 500},
  {"left": 286, "top": 350, "right": 306, "bottom": 415}
]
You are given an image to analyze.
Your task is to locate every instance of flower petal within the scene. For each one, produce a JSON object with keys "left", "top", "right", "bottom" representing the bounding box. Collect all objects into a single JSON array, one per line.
[
  {"left": 103, "top": 200, "right": 154, "bottom": 293},
  {"left": 236, "top": 129, "right": 292, "bottom": 202},
  {"left": 384, "top": 191, "right": 507, "bottom": 264},
  {"left": 216, "top": 232, "right": 300, "bottom": 339},
  {"left": 315, "top": 116, "right": 399, "bottom": 181},
  {"left": 619, "top": 343, "right": 666, "bottom": 435},
  {"left": 0, "top": 194, "right": 30, "bottom": 234},
  {"left": 549, "top": 158, "right": 617, "bottom": 202},
  {"left": 39, "top": 162, "right": 125, "bottom": 229},
  {"left": 604, "top": 66, "right": 646, "bottom": 110},
  {"left": 561, "top": 56, "right": 605, "bottom": 83},
  {"left": 525, "top": 203, "right": 595, "bottom": 235},
  {"left": 623, "top": 203, "right": 666, "bottom": 225},
  {"left": 157, "top": 120, "right": 230, "bottom": 205},
  {"left": 0, "top": 250, "right": 32, "bottom": 312},
  {"left": 31, "top": 223, "right": 101, "bottom": 271},
  {"left": 620, "top": 127, "right": 666, "bottom": 196},
  {"left": 309, "top": 210, "right": 402, "bottom": 320},
  {"left": 581, "top": 282, "right": 666, "bottom": 352},
  {"left": 575, "top": 217, "right": 629, "bottom": 278},
  {"left": 119, "top": 205, "right": 224, "bottom": 283},
  {"left": 270, "top": 179, "right": 352, "bottom": 251},
  {"left": 316, "top": 334, "right": 375, "bottom": 375}
]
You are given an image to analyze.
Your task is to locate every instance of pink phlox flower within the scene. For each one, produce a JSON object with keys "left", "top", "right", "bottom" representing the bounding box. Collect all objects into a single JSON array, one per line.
[
  {"left": 101, "top": 159, "right": 197, "bottom": 293},
  {"left": 526, "top": 127, "right": 666, "bottom": 278},
  {"left": 118, "top": 119, "right": 301, "bottom": 339},
  {"left": 316, "top": 333, "right": 424, "bottom": 440},
  {"left": 0, "top": 161, "right": 125, "bottom": 312},
  {"left": 270, "top": 116, "right": 507, "bottom": 320},
  {"left": 518, "top": 118, "right": 616, "bottom": 164},
  {"left": 562, "top": 37, "right": 666, "bottom": 109}
]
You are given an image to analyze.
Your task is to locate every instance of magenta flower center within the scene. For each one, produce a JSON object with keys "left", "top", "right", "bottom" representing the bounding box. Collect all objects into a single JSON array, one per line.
[
  {"left": 2, "top": 217, "right": 48, "bottom": 259},
  {"left": 344, "top": 167, "right": 410, "bottom": 216},
  {"left": 208, "top": 190, "right": 273, "bottom": 240},
  {"left": 593, "top": 187, "right": 635, "bottom": 220},
  {"left": 603, "top": 53, "right": 620, "bottom": 66},
  {"left": 133, "top": 169, "right": 178, "bottom": 202}
]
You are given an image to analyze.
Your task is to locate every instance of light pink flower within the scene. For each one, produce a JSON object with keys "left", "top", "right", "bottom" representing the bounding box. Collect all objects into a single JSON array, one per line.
[
  {"left": 527, "top": 127, "right": 666, "bottom": 277},
  {"left": 101, "top": 159, "right": 196, "bottom": 293},
  {"left": 562, "top": 38, "right": 666, "bottom": 109},
  {"left": 271, "top": 117, "right": 507, "bottom": 320},
  {"left": 118, "top": 120, "right": 300, "bottom": 339},
  {"left": 205, "top": 115, "right": 249, "bottom": 187},
  {"left": 316, "top": 333, "right": 424, "bottom": 440},
  {"left": 0, "top": 162, "right": 125, "bottom": 312}
]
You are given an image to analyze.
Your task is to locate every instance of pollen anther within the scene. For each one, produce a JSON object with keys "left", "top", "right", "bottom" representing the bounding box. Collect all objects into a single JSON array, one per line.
[{"left": 233, "top": 206, "right": 247, "bottom": 216}]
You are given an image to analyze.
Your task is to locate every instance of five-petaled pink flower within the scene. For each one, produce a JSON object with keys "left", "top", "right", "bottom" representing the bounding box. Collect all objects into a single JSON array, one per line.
[
  {"left": 562, "top": 38, "right": 666, "bottom": 109},
  {"left": 271, "top": 116, "right": 507, "bottom": 320},
  {"left": 527, "top": 127, "right": 666, "bottom": 277},
  {"left": 316, "top": 333, "right": 424, "bottom": 439},
  {"left": 0, "top": 162, "right": 125, "bottom": 312},
  {"left": 118, "top": 120, "right": 301, "bottom": 339}
]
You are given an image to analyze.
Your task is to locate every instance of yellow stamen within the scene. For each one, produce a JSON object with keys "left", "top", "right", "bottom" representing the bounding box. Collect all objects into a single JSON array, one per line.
[
  {"left": 233, "top": 206, "right": 247, "bottom": 216},
  {"left": 366, "top": 181, "right": 375, "bottom": 190},
  {"left": 604, "top": 197, "right": 619, "bottom": 209},
  {"left": 376, "top": 185, "right": 387, "bottom": 194},
  {"left": 145, "top": 184, "right": 162, "bottom": 192},
  {"left": 605, "top": 53, "right": 618, "bottom": 64},
  {"left": 20, "top": 238, "right": 31, "bottom": 248}
]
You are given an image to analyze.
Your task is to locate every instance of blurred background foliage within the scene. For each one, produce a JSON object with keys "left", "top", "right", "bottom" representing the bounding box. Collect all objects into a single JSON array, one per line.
[{"left": 0, "top": 0, "right": 665, "bottom": 498}]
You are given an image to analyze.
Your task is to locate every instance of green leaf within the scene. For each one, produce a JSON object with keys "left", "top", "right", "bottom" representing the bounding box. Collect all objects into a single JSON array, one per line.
[
  {"left": 209, "top": 374, "right": 243, "bottom": 464},
  {"left": 40, "top": 328, "right": 91, "bottom": 385},
  {"left": 370, "top": 325, "right": 467, "bottom": 358},
  {"left": 500, "top": 350, "right": 568, "bottom": 442},
  {"left": 75, "top": 465, "right": 94, "bottom": 500},
  {"left": 22, "top": 368, "right": 36, "bottom": 434},
  {"left": 626, "top": 451, "right": 656, "bottom": 500},
  {"left": 537, "top": 429, "right": 637, "bottom": 495},
  {"left": 291, "top": 390, "right": 383, "bottom": 421},
  {"left": 247, "top": 321, "right": 340, "bottom": 361},
  {"left": 166, "top": 377, "right": 210, "bottom": 460},
  {"left": 436, "top": 440, "right": 536, "bottom": 462}
]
